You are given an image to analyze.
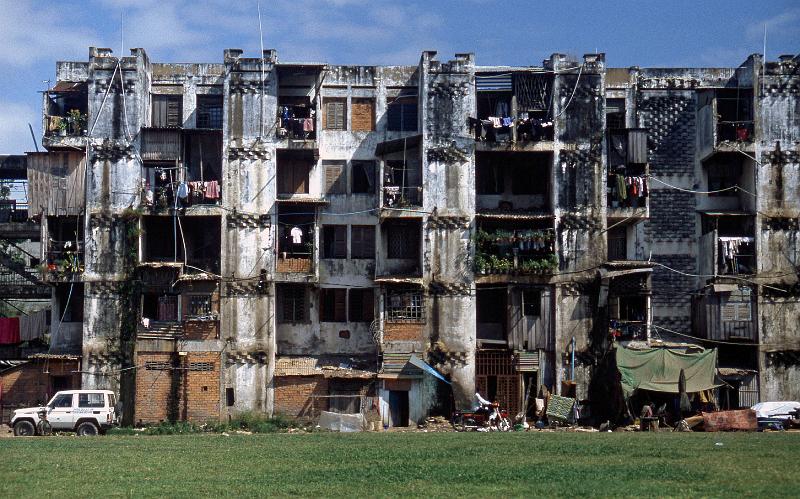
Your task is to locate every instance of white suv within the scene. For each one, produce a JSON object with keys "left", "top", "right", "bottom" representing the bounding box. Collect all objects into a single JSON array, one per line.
[{"left": 11, "top": 390, "right": 119, "bottom": 436}]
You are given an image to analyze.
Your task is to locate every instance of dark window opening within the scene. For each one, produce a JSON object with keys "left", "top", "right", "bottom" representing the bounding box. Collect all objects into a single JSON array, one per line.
[
  {"left": 46, "top": 216, "right": 84, "bottom": 271},
  {"left": 351, "top": 225, "right": 375, "bottom": 259},
  {"left": 384, "top": 158, "right": 422, "bottom": 207},
  {"left": 607, "top": 226, "right": 627, "bottom": 261},
  {"left": 184, "top": 130, "right": 223, "bottom": 184},
  {"left": 716, "top": 89, "right": 753, "bottom": 142},
  {"left": 142, "top": 216, "right": 221, "bottom": 274},
  {"left": 522, "top": 289, "right": 541, "bottom": 317},
  {"left": 278, "top": 284, "right": 307, "bottom": 323},
  {"left": 44, "top": 82, "right": 88, "bottom": 136},
  {"left": 278, "top": 96, "right": 315, "bottom": 140},
  {"left": 387, "top": 93, "right": 418, "bottom": 132},
  {"left": 187, "top": 294, "right": 213, "bottom": 318},
  {"left": 226, "top": 387, "right": 235, "bottom": 407},
  {"left": 705, "top": 153, "right": 744, "bottom": 197},
  {"left": 277, "top": 204, "right": 315, "bottom": 260},
  {"left": 196, "top": 95, "right": 223, "bottom": 129},
  {"left": 349, "top": 288, "right": 374, "bottom": 323},
  {"left": 475, "top": 152, "right": 550, "bottom": 207},
  {"left": 351, "top": 161, "right": 376, "bottom": 194},
  {"left": 477, "top": 288, "right": 506, "bottom": 342},
  {"left": 386, "top": 222, "right": 420, "bottom": 260},
  {"left": 142, "top": 293, "right": 179, "bottom": 322},
  {"left": 55, "top": 283, "right": 84, "bottom": 322},
  {"left": 606, "top": 98, "right": 626, "bottom": 130},
  {"left": 320, "top": 288, "right": 347, "bottom": 322},
  {"left": 322, "top": 225, "right": 347, "bottom": 259},
  {"left": 152, "top": 94, "right": 183, "bottom": 128},
  {"left": 609, "top": 295, "right": 646, "bottom": 341}
]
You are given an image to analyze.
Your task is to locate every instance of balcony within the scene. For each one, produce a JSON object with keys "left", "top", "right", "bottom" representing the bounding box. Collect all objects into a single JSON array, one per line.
[
  {"left": 43, "top": 81, "right": 88, "bottom": 150},
  {"left": 607, "top": 168, "right": 649, "bottom": 218},
  {"left": 277, "top": 104, "right": 316, "bottom": 141},
  {"left": 473, "top": 70, "right": 554, "bottom": 151},
  {"left": 383, "top": 186, "right": 422, "bottom": 208},
  {"left": 136, "top": 319, "right": 220, "bottom": 341},
  {"left": 474, "top": 228, "right": 557, "bottom": 276},
  {"left": 276, "top": 205, "right": 315, "bottom": 277},
  {"left": 45, "top": 241, "right": 84, "bottom": 281},
  {"left": 698, "top": 89, "right": 755, "bottom": 158}
]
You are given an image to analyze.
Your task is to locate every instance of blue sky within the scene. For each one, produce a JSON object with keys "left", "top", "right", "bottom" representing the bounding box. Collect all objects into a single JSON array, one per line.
[{"left": 0, "top": 0, "right": 797, "bottom": 154}]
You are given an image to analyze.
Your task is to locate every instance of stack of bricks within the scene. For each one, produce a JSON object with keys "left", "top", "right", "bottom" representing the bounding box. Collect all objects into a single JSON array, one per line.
[
  {"left": 383, "top": 322, "right": 424, "bottom": 342},
  {"left": 273, "top": 375, "right": 328, "bottom": 418},
  {"left": 183, "top": 320, "right": 220, "bottom": 340},
  {"left": 276, "top": 258, "right": 312, "bottom": 273}
]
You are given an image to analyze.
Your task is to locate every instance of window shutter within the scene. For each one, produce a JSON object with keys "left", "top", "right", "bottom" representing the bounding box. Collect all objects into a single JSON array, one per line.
[
  {"left": 362, "top": 289, "right": 374, "bottom": 322},
  {"left": 351, "top": 99, "right": 374, "bottom": 131},
  {"left": 152, "top": 97, "right": 166, "bottom": 127},
  {"left": 325, "top": 163, "right": 345, "bottom": 194},
  {"left": 166, "top": 97, "right": 181, "bottom": 127},
  {"left": 334, "top": 289, "right": 347, "bottom": 322},
  {"left": 351, "top": 226, "right": 374, "bottom": 259},
  {"left": 736, "top": 303, "right": 751, "bottom": 321},
  {"left": 326, "top": 100, "right": 345, "bottom": 130},
  {"left": 334, "top": 226, "right": 347, "bottom": 258},
  {"left": 721, "top": 303, "right": 736, "bottom": 322}
]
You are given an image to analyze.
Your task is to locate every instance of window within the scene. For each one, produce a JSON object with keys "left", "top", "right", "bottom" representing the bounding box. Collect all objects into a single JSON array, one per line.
[
  {"left": 226, "top": 388, "right": 235, "bottom": 407},
  {"left": 196, "top": 95, "right": 223, "bottom": 129},
  {"left": 721, "top": 288, "right": 752, "bottom": 322},
  {"left": 351, "top": 98, "right": 375, "bottom": 132},
  {"left": 707, "top": 162, "right": 741, "bottom": 197},
  {"left": 277, "top": 154, "right": 312, "bottom": 194},
  {"left": 352, "top": 161, "right": 375, "bottom": 194},
  {"left": 320, "top": 288, "right": 347, "bottom": 322},
  {"left": 152, "top": 94, "right": 182, "bottom": 127},
  {"left": 349, "top": 288, "right": 375, "bottom": 322},
  {"left": 324, "top": 99, "right": 346, "bottom": 130},
  {"left": 323, "top": 225, "right": 347, "bottom": 259},
  {"left": 522, "top": 290, "right": 541, "bottom": 317},
  {"left": 351, "top": 225, "right": 375, "bottom": 259},
  {"left": 606, "top": 98, "right": 625, "bottom": 130},
  {"left": 279, "top": 285, "right": 307, "bottom": 323},
  {"left": 78, "top": 393, "right": 105, "bottom": 408},
  {"left": 387, "top": 223, "right": 419, "bottom": 259},
  {"left": 387, "top": 94, "right": 417, "bottom": 132},
  {"left": 476, "top": 161, "right": 502, "bottom": 195},
  {"left": 50, "top": 394, "right": 73, "bottom": 408},
  {"left": 324, "top": 161, "right": 346, "bottom": 195},
  {"left": 188, "top": 295, "right": 213, "bottom": 317},
  {"left": 385, "top": 289, "right": 424, "bottom": 322}
]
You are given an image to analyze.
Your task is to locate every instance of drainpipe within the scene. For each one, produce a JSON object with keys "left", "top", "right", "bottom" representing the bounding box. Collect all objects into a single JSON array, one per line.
[{"left": 571, "top": 336, "right": 576, "bottom": 381}]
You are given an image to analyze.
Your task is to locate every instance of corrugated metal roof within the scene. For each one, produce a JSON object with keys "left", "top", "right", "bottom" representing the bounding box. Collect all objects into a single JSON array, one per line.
[
  {"left": 476, "top": 74, "right": 512, "bottom": 92},
  {"left": 381, "top": 353, "right": 423, "bottom": 377},
  {"left": 274, "top": 356, "right": 376, "bottom": 378}
]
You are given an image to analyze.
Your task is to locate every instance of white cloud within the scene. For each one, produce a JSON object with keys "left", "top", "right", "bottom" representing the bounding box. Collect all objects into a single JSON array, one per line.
[
  {"left": 0, "top": 101, "right": 40, "bottom": 154},
  {"left": 746, "top": 8, "right": 800, "bottom": 42}
]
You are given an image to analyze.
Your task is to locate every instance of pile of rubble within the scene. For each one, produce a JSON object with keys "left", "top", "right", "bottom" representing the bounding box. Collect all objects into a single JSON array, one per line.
[{"left": 417, "top": 415, "right": 455, "bottom": 432}]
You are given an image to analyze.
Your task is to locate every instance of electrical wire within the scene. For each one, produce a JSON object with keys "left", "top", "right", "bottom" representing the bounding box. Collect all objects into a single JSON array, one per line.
[
  {"left": 650, "top": 324, "right": 779, "bottom": 348},
  {"left": 552, "top": 64, "right": 584, "bottom": 120}
]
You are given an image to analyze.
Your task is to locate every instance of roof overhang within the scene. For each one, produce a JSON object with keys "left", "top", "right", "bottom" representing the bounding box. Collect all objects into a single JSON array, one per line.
[{"left": 375, "top": 135, "right": 422, "bottom": 156}]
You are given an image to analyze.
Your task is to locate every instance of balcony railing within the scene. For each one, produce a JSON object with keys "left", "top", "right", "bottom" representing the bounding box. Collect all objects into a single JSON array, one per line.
[
  {"left": 609, "top": 320, "right": 646, "bottom": 341},
  {"left": 474, "top": 229, "right": 558, "bottom": 275},
  {"left": 46, "top": 241, "right": 84, "bottom": 277},
  {"left": 383, "top": 186, "right": 422, "bottom": 208},
  {"left": 717, "top": 121, "right": 754, "bottom": 143}
]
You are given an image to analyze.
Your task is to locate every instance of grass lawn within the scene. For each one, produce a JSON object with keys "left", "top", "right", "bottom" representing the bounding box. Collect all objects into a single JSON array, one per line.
[{"left": 1, "top": 432, "right": 798, "bottom": 497}]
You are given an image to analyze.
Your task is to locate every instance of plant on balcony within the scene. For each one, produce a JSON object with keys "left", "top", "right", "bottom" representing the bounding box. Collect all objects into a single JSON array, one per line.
[
  {"left": 67, "top": 109, "right": 87, "bottom": 135},
  {"left": 57, "top": 118, "right": 68, "bottom": 137},
  {"left": 520, "top": 254, "right": 559, "bottom": 273}
]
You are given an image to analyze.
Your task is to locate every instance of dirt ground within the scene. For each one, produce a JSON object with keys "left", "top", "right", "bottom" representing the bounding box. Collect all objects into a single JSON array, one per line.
[{"left": 0, "top": 424, "right": 13, "bottom": 437}]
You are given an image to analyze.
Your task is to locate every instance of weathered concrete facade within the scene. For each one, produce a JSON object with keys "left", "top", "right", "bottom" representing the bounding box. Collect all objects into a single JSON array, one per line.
[{"left": 24, "top": 47, "right": 800, "bottom": 425}]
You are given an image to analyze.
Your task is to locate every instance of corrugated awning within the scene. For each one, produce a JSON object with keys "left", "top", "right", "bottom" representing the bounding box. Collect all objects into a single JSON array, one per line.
[
  {"left": 476, "top": 74, "right": 512, "bottom": 92},
  {"left": 375, "top": 135, "right": 422, "bottom": 156},
  {"left": 380, "top": 353, "right": 423, "bottom": 378},
  {"left": 49, "top": 81, "right": 85, "bottom": 93}
]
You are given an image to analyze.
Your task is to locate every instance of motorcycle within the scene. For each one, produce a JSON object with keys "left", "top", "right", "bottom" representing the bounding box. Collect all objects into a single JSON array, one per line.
[{"left": 453, "top": 403, "right": 511, "bottom": 432}]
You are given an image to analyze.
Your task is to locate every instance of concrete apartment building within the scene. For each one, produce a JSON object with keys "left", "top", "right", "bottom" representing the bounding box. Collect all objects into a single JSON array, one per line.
[{"left": 17, "top": 46, "right": 799, "bottom": 426}]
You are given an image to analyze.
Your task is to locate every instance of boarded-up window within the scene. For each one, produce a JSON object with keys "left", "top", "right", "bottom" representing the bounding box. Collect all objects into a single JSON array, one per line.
[
  {"left": 351, "top": 161, "right": 375, "bottom": 194},
  {"left": 323, "top": 225, "right": 347, "bottom": 259},
  {"left": 279, "top": 285, "right": 306, "bottom": 323},
  {"left": 277, "top": 158, "right": 311, "bottom": 194},
  {"left": 351, "top": 99, "right": 375, "bottom": 131},
  {"left": 349, "top": 288, "right": 374, "bottom": 322},
  {"left": 351, "top": 225, "right": 375, "bottom": 259},
  {"left": 721, "top": 288, "right": 752, "bottom": 322},
  {"left": 320, "top": 288, "right": 347, "bottom": 322},
  {"left": 152, "top": 94, "right": 183, "bottom": 127},
  {"left": 387, "top": 95, "right": 417, "bottom": 132},
  {"left": 324, "top": 161, "right": 346, "bottom": 194},
  {"left": 324, "top": 99, "right": 346, "bottom": 130},
  {"left": 387, "top": 223, "right": 419, "bottom": 259}
]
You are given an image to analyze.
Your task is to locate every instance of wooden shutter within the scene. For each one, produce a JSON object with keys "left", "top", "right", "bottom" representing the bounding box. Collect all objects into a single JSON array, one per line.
[
  {"left": 166, "top": 97, "right": 182, "bottom": 127},
  {"left": 351, "top": 99, "right": 374, "bottom": 131},
  {"left": 334, "top": 226, "right": 347, "bottom": 258},
  {"left": 325, "top": 100, "right": 345, "bottom": 130},
  {"left": 334, "top": 289, "right": 346, "bottom": 322},
  {"left": 281, "top": 159, "right": 309, "bottom": 194},
  {"left": 324, "top": 162, "right": 345, "bottom": 194},
  {"left": 152, "top": 95, "right": 182, "bottom": 127},
  {"left": 351, "top": 226, "right": 374, "bottom": 259},
  {"left": 361, "top": 289, "right": 374, "bottom": 322}
]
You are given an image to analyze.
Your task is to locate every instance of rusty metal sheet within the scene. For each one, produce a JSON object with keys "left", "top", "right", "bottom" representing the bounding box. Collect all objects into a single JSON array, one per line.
[{"left": 702, "top": 409, "right": 757, "bottom": 432}]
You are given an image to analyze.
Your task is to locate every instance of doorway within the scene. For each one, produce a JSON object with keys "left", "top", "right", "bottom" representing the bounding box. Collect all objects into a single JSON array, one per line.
[{"left": 389, "top": 390, "right": 409, "bottom": 427}]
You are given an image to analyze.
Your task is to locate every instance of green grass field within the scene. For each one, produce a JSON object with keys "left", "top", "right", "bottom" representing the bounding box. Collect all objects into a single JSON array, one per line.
[{"left": 1, "top": 432, "right": 798, "bottom": 497}]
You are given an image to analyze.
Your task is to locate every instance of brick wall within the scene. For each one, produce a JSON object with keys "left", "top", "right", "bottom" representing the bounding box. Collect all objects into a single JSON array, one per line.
[
  {"left": 383, "top": 322, "right": 424, "bottom": 342},
  {"left": 135, "top": 351, "right": 220, "bottom": 424},
  {"left": 276, "top": 258, "right": 312, "bottom": 273},
  {"left": 273, "top": 375, "right": 328, "bottom": 418},
  {"left": 0, "top": 359, "right": 80, "bottom": 422},
  {"left": 184, "top": 320, "right": 219, "bottom": 340},
  {"left": 639, "top": 92, "right": 696, "bottom": 176},
  {"left": 645, "top": 190, "right": 695, "bottom": 240}
]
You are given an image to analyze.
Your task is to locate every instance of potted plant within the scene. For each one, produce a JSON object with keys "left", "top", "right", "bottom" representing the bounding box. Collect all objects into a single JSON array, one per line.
[{"left": 57, "top": 119, "right": 68, "bottom": 137}]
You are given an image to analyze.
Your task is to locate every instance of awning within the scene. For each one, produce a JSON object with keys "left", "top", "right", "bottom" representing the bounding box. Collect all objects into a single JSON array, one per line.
[
  {"left": 375, "top": 135, "right": 422, "bottom": 156},
  {"left": 476, "top": 211, "right": 555, "bottom": 221},
  {"left": 49, "top": 81, "right": 85, "bottom": 93},
  {"left": 374, "top": 276, "right": 423, "bottom": 285},
  {"left": 616, "top": 346, "right": 719, "bottom": 397}
]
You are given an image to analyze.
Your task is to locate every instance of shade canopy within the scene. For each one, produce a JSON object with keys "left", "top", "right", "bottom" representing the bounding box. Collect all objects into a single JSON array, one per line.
[{"left": 616, "top": 346, "right": 719, "bottom": 397}]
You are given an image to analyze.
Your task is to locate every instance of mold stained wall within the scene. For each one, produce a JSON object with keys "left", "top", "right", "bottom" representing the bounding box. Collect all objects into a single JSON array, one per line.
[{"left": 221, "top": 52, "right": 279, "bottom": 415}]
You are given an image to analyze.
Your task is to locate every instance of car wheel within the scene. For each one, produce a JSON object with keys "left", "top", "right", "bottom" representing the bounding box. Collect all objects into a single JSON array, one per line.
[
  {"left": 14, "top": 420, "right": 36, "bottom": 436},
  {"left": 76, "top": 421, "right": 99, "bottom": 436}
]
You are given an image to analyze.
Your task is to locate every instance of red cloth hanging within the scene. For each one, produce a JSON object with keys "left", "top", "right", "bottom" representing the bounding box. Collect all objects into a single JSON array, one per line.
[{"left": 0, "top": 317, "right": 21, "bottom": 344}]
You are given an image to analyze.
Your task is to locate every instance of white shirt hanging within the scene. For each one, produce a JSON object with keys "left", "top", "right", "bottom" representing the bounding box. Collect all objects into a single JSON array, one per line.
[{"left": 290, "top": 227, "right": 303, "bottom": 244}]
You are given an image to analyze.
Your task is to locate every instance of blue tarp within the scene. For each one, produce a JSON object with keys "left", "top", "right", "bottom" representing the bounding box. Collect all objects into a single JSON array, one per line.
[{"left": 408, "top": 355, "right": 451, "bottom": 384}]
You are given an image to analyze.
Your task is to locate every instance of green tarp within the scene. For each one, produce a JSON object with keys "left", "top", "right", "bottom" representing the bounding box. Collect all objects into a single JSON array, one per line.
[{"left": 616, "top": 346, "right": 718, "bottom": 397}]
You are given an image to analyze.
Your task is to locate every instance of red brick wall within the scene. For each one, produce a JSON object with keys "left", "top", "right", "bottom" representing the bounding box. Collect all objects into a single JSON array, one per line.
[
  {"left": 184, "top": 320, "right": 219, "bottom": 340},
  {"left": 383, "top": 322, "right": 424, "bottom": 342},
  {"left": 273, "top": 375, "right": 327, "bottom": 418},
  {"left": 135, "top": 351, "right": 220, "bottom": 424},
  {"left": 276, "top": 258, "right": 312, "bottom": 273},
  {"left": 0, "top": 360, "right": 80, "bottom": 422}
]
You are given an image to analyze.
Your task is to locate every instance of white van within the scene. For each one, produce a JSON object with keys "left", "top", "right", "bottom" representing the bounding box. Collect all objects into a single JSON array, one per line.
[{"left": 11, "top": 390, "right": 119, "bottom": 436}]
